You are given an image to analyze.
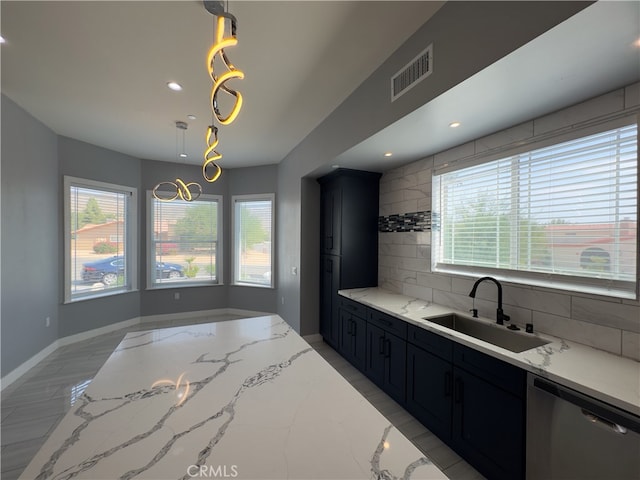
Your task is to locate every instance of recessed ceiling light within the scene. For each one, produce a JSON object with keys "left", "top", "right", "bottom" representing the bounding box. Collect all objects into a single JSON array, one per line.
[
  {"left": 449, "top": 121, "right": 461, "bottom": 128},
  {"left": 383, "top": 152, "right": 393, "bottom": 157},
  {"left": 634, "top": 37, "right": 640, "bottom": 48},
  {"left": 331, "top": 164, "right": 340, "bottom": 169},
  {"left": 179, "top": 153, "right": 187, "bottom": 158},
  {"left": 167, "top": 82, "right": 183, "bottom": 91},
  {"left": 187, "top": 114, "right": 197, "bottom": 120},
  {"left": 0, "top": 35, "right": 5, "bottom": 44}
]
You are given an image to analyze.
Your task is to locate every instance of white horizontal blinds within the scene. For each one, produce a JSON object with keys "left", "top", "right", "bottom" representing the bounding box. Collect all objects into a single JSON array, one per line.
[
  {"left": 234, "top": 197, "right": 273, "bottom": 286},
  {"left": 69, "top": 185, "right": 128, "bottom": 297},
  {"left": 152, "top": 197, "right": 219, "bottom": 284},
  {"left": 437, "top": 123, "right": 637, "bottom": 284}
]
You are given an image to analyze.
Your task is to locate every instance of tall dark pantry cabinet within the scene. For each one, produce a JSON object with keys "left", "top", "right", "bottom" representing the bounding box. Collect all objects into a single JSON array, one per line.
[{"left": 318, "top": 169, "right": 381, "bottom": 349}]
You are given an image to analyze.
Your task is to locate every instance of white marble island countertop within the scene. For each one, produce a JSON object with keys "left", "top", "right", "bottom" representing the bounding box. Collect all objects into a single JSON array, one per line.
[
  {"left": 340, "top": 288, "right": 640, "bottom": 417},
  {"left": 20, "top": 315, "right": 448, "bottom": 480}
]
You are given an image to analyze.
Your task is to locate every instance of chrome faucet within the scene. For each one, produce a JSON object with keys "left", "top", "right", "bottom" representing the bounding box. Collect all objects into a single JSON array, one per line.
[{"left": 468, "top": 276, "right": 510, "bottom": 325}]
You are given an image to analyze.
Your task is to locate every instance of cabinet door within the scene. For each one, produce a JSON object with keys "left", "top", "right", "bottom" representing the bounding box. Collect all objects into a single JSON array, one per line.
[
  {"left": 320, "top": 187, "right": 341, "bottom": 255},
  {"left": 365, "top": 322, "right": 386, "bottom": 386},
  {"left": 350, "top": 314, "right": 367, "bottom": 372},
  {"left": 320, "top": 255, "right": 340, "bottom": 347},
  {"left": 339, "top": 310, "right": 366, "bottom": 372},
  {"left": 383, "top": 332, "right": 406, "bottom": 404},
  {"left": 453, "top": 368, "right": 525, "bottom": 480},
  {"left": 406, "top": 344, "right": 452, "bottom": 442}
]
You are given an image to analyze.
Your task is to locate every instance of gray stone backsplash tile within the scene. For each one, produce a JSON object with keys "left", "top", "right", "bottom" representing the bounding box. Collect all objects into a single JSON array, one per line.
[
  {"left": 533, "top": 89, "right": 624, "bottom": 135},
  {"left": 532, "top": 312, "right": 622, "bottom": 355},
  {"left": 621, "top": 331, "right": 640, "bottom": 361},
  {"left": 475, "top": 121, "right": 533, "bottom": 154},
  {"left": 624, "top": 82, "right": 640, "bottom": 109},
  {"left": 572, "top": 297, "right": 639, "bottom": 333}
]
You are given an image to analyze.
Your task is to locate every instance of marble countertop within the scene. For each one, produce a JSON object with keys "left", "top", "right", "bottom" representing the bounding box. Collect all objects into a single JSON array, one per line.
[
  {"left": 339, "top": 287, "right": 640, "bottom": 417},
  {"left": 20, "top": 315, "right": 448, "bottom": 480}
]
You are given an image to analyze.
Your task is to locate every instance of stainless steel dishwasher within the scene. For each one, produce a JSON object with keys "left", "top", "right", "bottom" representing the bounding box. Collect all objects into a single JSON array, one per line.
[{"left": 527, "top": 373, "right": 640, "bottom": 480}]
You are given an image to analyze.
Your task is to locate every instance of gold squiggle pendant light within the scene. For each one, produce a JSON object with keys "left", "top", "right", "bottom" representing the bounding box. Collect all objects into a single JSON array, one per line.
[
  {"left": 152, "top": 121, "right": 203, "bottom": 202},
  {"left": 202, "top": 0, "right": 244, "bottom": 183}
]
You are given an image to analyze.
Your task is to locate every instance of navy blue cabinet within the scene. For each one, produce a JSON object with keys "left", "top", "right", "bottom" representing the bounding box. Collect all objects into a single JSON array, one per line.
[
  {"left": 365, "top": 320, "right": 407, "bottom": 404},
  {"left": 339, "top": 298, "right": 367, "bottom": 372},
  {"left": 406, "top": 325, "right": 526, "bottom": 480},
  {"left": 318, "top": 169, "right": 380, "bottom": 349},
  {"left": 406, "top": 343, "right": 453, "bottom": 441}
]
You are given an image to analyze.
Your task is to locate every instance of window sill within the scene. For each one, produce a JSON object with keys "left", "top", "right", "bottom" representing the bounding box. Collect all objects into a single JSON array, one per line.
[
  {"left": 64, "top": 288, "right": 139, "bottom": 304},
  {"left": 147, "top": 281, "right": 223, "bottom": 291},
  {"left": 433, "top": 264, "right": 637, "bottom": 300}
]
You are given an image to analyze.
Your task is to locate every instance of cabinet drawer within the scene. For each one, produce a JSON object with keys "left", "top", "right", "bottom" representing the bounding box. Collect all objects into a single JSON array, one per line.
[
  {"left": 408, "top": 324, "right": 453, "bottom": 362},
  {"left": 340, "top": 297, "right": 368, "bottom": 319},
  {"left": 454, "top": 344, "right": 525, "bottom": 398},
  {"left": 368, "top": 309, "right": 407, "bottom": 340}
]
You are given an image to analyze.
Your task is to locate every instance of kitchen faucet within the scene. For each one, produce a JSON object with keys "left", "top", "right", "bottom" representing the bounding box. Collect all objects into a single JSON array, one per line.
[{"left": 468, "top": 276, "right": 510, "bottom": 325}]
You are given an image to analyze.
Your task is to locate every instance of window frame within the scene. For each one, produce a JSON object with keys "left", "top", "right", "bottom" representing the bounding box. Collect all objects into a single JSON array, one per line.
[
  {"left": 146, "top": 191, "right": 223, "bottom": 289},
  {"left": 231, "top": 193, "right": 275, "bottom": 288},
  {"left": 431, "top": 121, "right": 638, "bottom": 300},
  {"left": 64, "top": 176, "right": 138, "bottom": 303}
]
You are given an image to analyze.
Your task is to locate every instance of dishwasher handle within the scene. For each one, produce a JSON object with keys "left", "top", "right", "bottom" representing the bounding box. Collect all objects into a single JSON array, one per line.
[
  {"left": 582, "top": 409, "right": 628, "bottom": 434},
  {"left": 531, "top": 376, "right": 640, "bottom": 435}
]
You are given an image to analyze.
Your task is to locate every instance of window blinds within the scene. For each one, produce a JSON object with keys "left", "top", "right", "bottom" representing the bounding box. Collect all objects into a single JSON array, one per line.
[{"left": 433, "top": 123, "right": 637, "bottom": 297}]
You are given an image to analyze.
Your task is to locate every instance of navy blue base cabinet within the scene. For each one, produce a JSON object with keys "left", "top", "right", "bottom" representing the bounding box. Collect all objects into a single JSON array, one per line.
[{"left": 406, "top": 324, "right": 526, "bottom": 480}]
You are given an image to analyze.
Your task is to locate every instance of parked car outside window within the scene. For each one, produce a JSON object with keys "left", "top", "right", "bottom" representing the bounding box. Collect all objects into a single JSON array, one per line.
[{"left": 82, "top": 255, "right": 184, "bottom": 285}]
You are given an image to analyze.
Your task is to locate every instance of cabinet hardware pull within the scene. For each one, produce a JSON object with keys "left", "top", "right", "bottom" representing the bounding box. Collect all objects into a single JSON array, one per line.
[
  {"left": 347, "top": 320, "right": 353, "bottom": 335},
  {"left": 444, "top": 371, "right": 452, "bottom": 397},
  {"left": 581, "top": 409, "right": 628, "bottom": 434},
  {"left": 378, "top": 336, "right": 385, "bottom": 355},
  {"left": 454, "top": 377, "right": 463, "bottom": 404},
  {"left": 384, "top": 338, "right": 391, "bottom": 358},
  {"left": 351, "top": 321, "right": 357, "bottom": 336}
]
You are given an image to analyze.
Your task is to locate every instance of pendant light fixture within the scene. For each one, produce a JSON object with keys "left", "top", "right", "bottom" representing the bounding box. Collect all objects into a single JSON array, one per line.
[
  {"left": 152, "top": 121, "right": 203, "bottom": 202},
  {"left": 202, "top": 0, "right": 244, "bottom": 183}
]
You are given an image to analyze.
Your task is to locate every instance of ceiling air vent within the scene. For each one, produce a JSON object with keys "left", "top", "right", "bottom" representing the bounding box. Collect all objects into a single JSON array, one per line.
[{"left": 391, "top": 44, "right": 433, "bottom": 102}]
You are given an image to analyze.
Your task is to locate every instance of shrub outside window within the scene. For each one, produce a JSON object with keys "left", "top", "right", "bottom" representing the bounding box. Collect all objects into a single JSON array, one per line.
[
  {"left": 64, "top": 176, "right": 137, "bottom": 302},
  {"left": 148, "top": 193, "right": 222, "bottom": 287},
  {"left": 232, "top": 194, "right": 274, "bottom": 287},
  {"left": 432, "top": 123, "right": 637, "bottom": 299}
]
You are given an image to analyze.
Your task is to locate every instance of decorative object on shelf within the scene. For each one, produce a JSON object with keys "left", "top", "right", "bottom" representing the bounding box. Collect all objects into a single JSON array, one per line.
[
  {"left": 202, "top": 0, "right": 244, "bottom": 183},
  {"left": 152, "top": 121, "right": 203, "bottom": 202}
]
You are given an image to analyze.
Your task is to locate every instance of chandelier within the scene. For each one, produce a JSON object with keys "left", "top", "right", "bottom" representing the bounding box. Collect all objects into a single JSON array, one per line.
[
  {"left": 152, "top": 121, "right": 203, "bottom": 202},
  {"left": 202, "top": 0, "right": 244, "bottom": 183}
]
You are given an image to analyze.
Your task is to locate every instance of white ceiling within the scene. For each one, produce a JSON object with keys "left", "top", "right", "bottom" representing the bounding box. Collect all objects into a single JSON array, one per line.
[
  {"left": 2, "top": 1, "right": 639, "bottom": 174},
  {"left": 1, "top": 0, "right": 443, "bottom": 168}
]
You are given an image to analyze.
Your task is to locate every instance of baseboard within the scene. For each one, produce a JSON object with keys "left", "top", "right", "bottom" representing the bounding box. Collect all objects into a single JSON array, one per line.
[
  {"left": 302, "top": 333, "right": 323, "bottom": 344},
  {"left": 0, "top": 340, "right": 60, "bottom": 391},
  {"left": 57, "top": 317, "right": 140, "bottom": 347},
  {"left": 1, "top": 308, "right": 275, "bottom": 391}
]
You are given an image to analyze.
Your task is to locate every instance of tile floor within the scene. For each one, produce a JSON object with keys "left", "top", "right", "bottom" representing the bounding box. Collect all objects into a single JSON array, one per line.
[{"left": 1, "top": 314, "right": 484, "bottom": 480}]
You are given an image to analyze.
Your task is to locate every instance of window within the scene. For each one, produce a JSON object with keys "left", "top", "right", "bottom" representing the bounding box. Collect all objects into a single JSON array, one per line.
[
  {"left": 432, "top": 123, "right": 637, "bottom": 299},
  {"left": 65, "top": 176, "right": 137, "bottom": 302},
  {"left": 232, "top": 194, "right": 274, "bottom": 287},
  {"left": 148, "top": 193, "right": 222, "bottom": 287}
]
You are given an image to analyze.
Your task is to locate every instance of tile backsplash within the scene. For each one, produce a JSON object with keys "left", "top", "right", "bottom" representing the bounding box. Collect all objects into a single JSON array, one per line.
[{"left": 378, "top": 83, "right": 640, "bottom": 361}]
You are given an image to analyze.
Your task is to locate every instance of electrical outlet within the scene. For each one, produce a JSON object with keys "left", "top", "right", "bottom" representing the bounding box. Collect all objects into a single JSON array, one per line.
[
  {"left": 174, "top": 292, "right": 180, "bottom": 300},
  {"left": 45, "top": 316, "right": 51, "bottom": 327}
]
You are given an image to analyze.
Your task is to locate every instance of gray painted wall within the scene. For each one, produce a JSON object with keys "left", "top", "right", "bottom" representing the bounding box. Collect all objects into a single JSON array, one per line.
[
  {"left": 57, "top": 136, "right": 142, "bottom": 337},
  {"left": 1, "top": 95, "right": 59, "bottom": 376},
  {"left": 1, "top": 99, "right": 279, "bottom": 378},
  {"left": 276, "top": 1, "right": 592, "bottom": 335}
]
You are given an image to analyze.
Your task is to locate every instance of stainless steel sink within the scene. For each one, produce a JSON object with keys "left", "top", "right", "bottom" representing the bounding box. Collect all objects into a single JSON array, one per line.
[{"left": 423, "top": 314, "right": 550, "bottom": 353}]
